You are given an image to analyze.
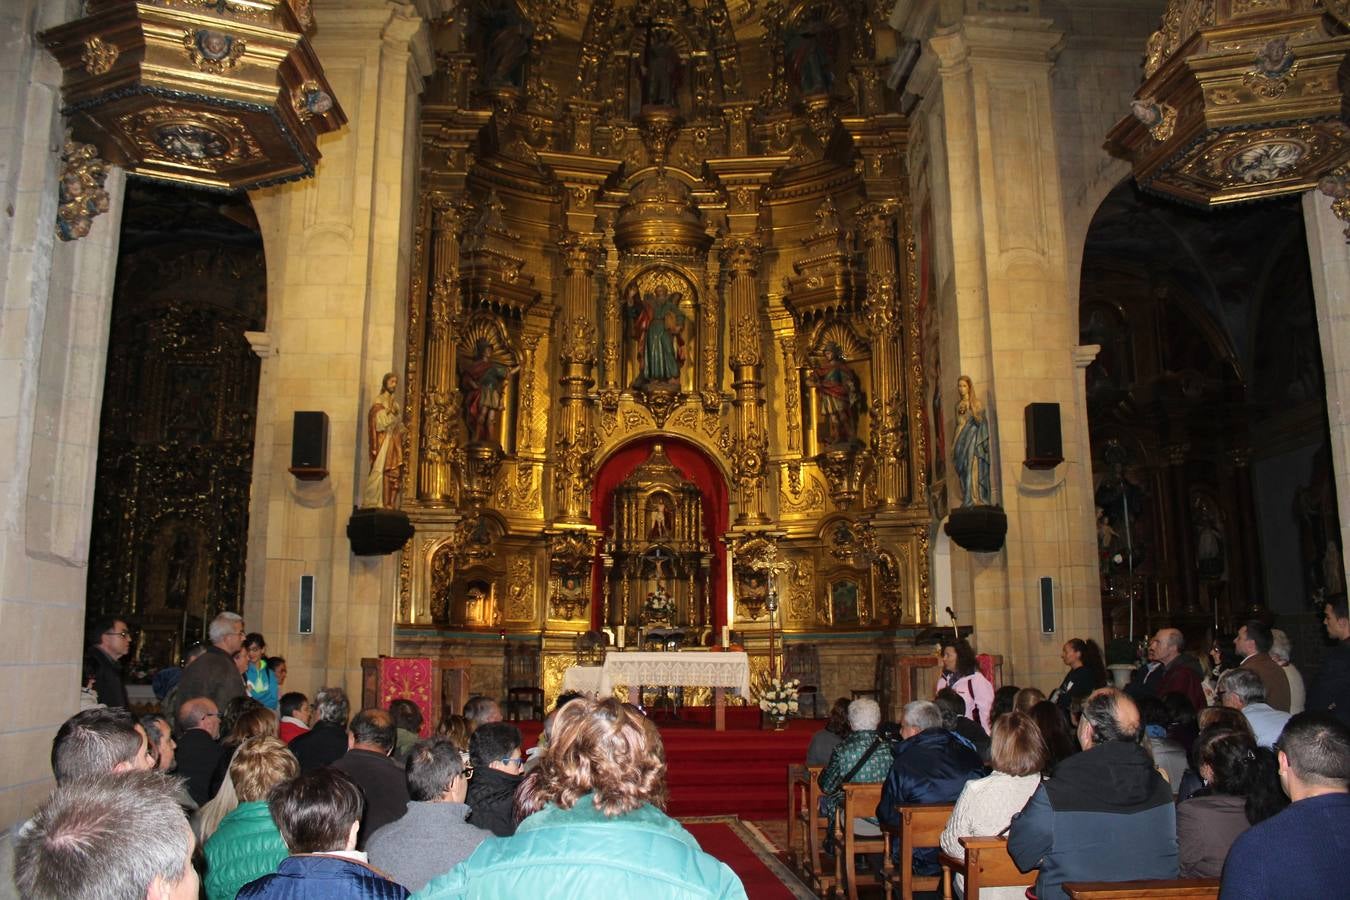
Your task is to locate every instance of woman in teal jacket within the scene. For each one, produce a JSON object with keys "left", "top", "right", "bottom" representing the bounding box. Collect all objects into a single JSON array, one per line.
[
  {"left": 414, "top": 698, "right": 746, "bottom": 900},
  {"left": 203, "top": 736, "right": 299, "bottom": 900}
]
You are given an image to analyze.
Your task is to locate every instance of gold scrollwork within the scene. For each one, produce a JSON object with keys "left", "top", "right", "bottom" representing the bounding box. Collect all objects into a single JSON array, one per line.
[
  {"left": 505, "top": 557, "right": 535, "bottom": 622},
  {"left": 182, "top": 28, "right": 247, "bottom": 74},
  {"left": 81, "top": 36, "right": 118, "bottom": 75},
  {"left": 56, "top": 137, "right": 110, "bottom": 242}
]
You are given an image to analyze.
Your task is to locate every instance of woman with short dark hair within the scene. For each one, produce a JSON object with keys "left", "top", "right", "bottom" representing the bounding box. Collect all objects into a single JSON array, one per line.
[
  {"left": 805, "top": 696, "right": 852, "bottom": 766},
  {"left": 938, "top": 638, "right": 994, "bottom": 733},
  {"left": 1176, "top": 728, "right": 1287, "bottom": 877},
  {"left": 417, "top": 698, "right": 747, "bottom": 899},
  {"left": 236, "top": 768, "right": 408, "bottom": 899}
]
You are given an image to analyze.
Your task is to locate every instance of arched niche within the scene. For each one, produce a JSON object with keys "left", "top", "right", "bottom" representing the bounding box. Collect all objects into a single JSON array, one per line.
[
  {"left": 456, "top": 313, "right": 521, "bottom": 453},
  {"left": 620, "top": 264, "right": 702, "bottom": 395},
  {"left": 800, "top": 319, "right": 871, "bottom": 457}
]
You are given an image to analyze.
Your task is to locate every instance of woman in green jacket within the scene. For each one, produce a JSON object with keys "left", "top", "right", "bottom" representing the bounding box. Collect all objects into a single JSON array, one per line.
[{"left": 203, "top": 736, "right": 299, "bottom": 900}]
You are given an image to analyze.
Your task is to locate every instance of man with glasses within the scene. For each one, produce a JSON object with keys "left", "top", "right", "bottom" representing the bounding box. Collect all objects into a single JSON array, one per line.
[
  {"left": 466, "top": 721, "right": 525, "bottom": 836},
  {"left": 174, "top": 611, "right": 247, "bottom": 722},
  {"left": 174, "top": 696, "right": 224, "bottom": 806},
  {"left": 366, "top": 737, "right": 490, "bottom": 890},
  {"left": 85, "top": 615, "right": 132, "bottom": 708}
]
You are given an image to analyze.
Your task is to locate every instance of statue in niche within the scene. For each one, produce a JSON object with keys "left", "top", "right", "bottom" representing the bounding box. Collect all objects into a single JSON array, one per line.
[
  {"left": 458, "top": 339, "right": 518, "bottom": 445},
  {"left": 1193, "top": 496, "right": 1225, "bottom": 580},
  {"left": 809, "top": 343, "right": 865, "bottom": 447},
  {"left": 785, "top": 8, "right": 837, "bottom": 96},
  {"left": 639, "top": 24, "right": 682, "bottom": 108},
  {"left": 476, "top": 3, "right": 533, "bottom": 88},
  {"left": 648, "top": 495, "right": 673, "bottom": 540},
  {"left": 166, "top": 530, "right": 194, "bottom": 610},
  {"left": 363, "top": 372, "right": 404, "bottom": 508},
  {"left": 626, "top": 283, "right": 686, "bottom": 387},
  {"left": 952, "top": 374, "right": 991, "bottom": 507}
]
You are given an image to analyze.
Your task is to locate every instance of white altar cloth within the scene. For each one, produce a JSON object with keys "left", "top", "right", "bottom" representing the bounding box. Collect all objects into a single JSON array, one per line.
[{"left": 561, "top": 651, "right": 751, "bottom": 698}]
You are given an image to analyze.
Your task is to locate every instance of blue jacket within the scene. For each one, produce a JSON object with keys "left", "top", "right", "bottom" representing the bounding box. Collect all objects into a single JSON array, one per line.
[
  {"left": 1008, "top": 740, "right": 1177, "bottom": 900},
  {"left": 237, "top": 854, "right": 410, "bottom": 900},
  {"left": 1219, "top": 793, "right": 1350, "bottom": 899},
  {"left": 876, "top": 728, "right": 985, "bottom": 874},
  {"left": 203, "top": 800, "right": 289, "bottom": 900},
  {"left": 413, "top": 795, "right": 747, "bottom": 899}
]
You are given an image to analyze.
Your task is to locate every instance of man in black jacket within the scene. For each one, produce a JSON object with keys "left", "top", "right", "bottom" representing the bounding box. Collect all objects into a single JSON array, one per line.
[
  {"left": 332, "top": 708, "right": 411, "bottom": 848},
  {"left": 1308, "top": 595, "right": 1350, "bottom": 727},
  {"left": 174, "top": 696, "right": 223, "bottom": 806},
  {"left": 84, "top": 616, "right": 131, "bottom": 708},
  {"left": 291, "top": 685, "right": 352, "bottom": 772},
  {"left": 466, "top": 722, "right": 524, "bottom": 837},
  {"left": 1008, "top": 688, "right": 1177, "bottom": 900}
]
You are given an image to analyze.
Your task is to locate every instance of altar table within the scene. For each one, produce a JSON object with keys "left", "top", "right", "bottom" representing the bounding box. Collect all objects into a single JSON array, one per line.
[{"left": 561, "top": 651, "right": 751, "bottom": 731}]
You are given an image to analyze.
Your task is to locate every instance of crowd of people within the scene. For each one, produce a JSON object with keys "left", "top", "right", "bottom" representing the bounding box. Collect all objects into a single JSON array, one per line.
[
  {"left": 810, "top": 602, "right": 1350, "bottom": 899},
  {"left": 30, "top": 598, "right": 1350, "bottom": 898}
]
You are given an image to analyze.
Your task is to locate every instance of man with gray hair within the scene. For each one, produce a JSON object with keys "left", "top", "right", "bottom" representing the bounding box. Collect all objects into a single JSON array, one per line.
[
  {"left": 172, "top": 611, "right": 245, "bottom": 720},
  {"left": 818, "top": 697, "right": 893, "bottom": 843},
  {"left": 1270, "top": 628, "right": 1305, "bottom": 713},
  {"left": 463, "top": 695, "right": 502, "bottom": 729},
  {"left": 291, "top": 685, "right": 353, "bottom": 772},
  {"left": 1009, "top": 688, "right": 1177, "bottom": 900},
  {"left": 14, "top": 770, "right": 199, "bottom": 900},
  {"left": 1219, "top": 666, "right": 1292, "bottom": 747},
  {"left": 877, "top": 700, "right": 984, "bottom": 875}
]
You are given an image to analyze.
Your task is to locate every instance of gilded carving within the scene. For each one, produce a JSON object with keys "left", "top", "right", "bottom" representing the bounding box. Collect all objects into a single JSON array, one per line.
[
  {"left": 729, "top": 314, "right": 761, "bottom": 368},
  {"left": 398, "top": 538, "right": 413, "bottom": 621},
  {"left": 496, "top": 462, "right": 543, "bottom": 513},
  {"left": 553, "top": 423, "right": 599, "bottom": 515},
  {"left": 56, "top": 137, "right": 111, "bottom": 242},
  {"left": 559, "top": 317, "right": 597, "bottom": 365},
  {"left": 120, "top": 107, "right": 263, "bottom": 169},
  {"left": 780, "top": 336, "right": 801, "bottom": 451},
  {"left": 1131, "top": 98, "right": 1177, "bottom": 143},
  {"left": 182, "top": 28, "right": 247, "bottom": 74},
  {"left": 785, "top": 557, "right": 815, "bottom": 623},
  {"left": 81, "top": 36, "right": 118, "bottom": 75},
  {"left": 292, "top": 80, "right": 335, "bottom": 123},
  {"left": 506, "top": 557, "right": 536, "bottom": 622},
  {"left": 779, "top": 468, "right": 827, "bottom": 515},
  {"left": 1316, "top": 166, "right": 1350, "bottom": 241}
]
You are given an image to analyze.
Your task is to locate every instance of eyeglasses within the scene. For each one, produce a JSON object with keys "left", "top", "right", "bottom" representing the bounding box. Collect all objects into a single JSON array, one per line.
[
  {"left": 499, "top": 757, "right": 526, "bottom": 767},
  {"left": 202, "top": 712, "right": 221, "bottom": 719},
  {"left": 104, "top": 631, "right": 131, "bottom": 638},
  {"left": 461, "top": 766, "right": 475, "bottom": 779}
]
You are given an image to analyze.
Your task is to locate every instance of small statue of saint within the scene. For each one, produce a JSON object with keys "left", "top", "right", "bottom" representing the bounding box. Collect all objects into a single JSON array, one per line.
[
  {"left": 363, "top": 372, "right": 403, "bottom": 509},
  {"left": 626, "top": 283, "right": 686, "bottom": 387},
  {"left": 808, "top": 343, "right": 864, "bottom": 446},
  {"left": 458, "top": 339, "right": 518, "bottom": 445}
]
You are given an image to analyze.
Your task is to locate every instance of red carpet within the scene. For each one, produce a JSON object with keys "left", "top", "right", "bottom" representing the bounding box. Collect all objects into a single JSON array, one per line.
[{"left": 683, "top": 818, "right": 814, "bottom": 899}]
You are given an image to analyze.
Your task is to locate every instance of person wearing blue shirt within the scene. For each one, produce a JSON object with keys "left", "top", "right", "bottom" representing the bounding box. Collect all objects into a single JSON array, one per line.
[{"left": 243, "top": 633, "right": 279, "bottom": 711}]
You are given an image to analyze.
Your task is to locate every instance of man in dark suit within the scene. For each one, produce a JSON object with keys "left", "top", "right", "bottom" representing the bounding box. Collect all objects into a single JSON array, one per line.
[
  {"left": 84, "top": 616, "right": 131, "bottom": 708},
  {"left": 174, "top": 696, "right": 223, "bottom": 806},
  {"left": 1236, "top": 620, "right": 1292, "bottom": 713},
  {"left": 291, "top": 685, "right": 352, "bottom": 772},
  {"left": 1308, "top": 595, "right": 1350, "bottom": 727},
  {"left": 332, "top": 708, "right": 410, "bottom": 848}
]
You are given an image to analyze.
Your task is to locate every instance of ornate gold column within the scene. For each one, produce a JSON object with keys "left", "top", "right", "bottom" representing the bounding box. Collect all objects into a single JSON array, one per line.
[
  {"left": 417, "top": 195, "right": 470, "bottom": 505},
  {"left": 857, "top": 200, "right": 909, "bottom": 511},
  {"left": 553, "top": 233, "right": 603, "bottom": 526},
  {"left": 723, "top": 236, "right": 770, "bottom": 525}
]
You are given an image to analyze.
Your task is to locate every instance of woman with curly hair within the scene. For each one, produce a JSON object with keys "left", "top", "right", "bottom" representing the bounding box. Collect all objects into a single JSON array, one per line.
[
  {"left": 417, "top": 697, "right": 746, "bottom": 899},
  {"left": 938, "top": 638, "right": 994, "bottom": 733}
]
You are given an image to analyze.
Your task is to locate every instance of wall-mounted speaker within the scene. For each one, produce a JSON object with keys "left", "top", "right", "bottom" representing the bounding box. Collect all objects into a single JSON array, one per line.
[
  {"left": 1024, "top": 403, "right": 1063, "bottom": 470},
  {"left": 1039, "top": 576, "right": 1055, "bottom": 634},
  {"left": 289, "top": 411, "right": 329, "bottom": 480},
  {"left": 298, "top": 574, "right": 315, "bottom": 634}
]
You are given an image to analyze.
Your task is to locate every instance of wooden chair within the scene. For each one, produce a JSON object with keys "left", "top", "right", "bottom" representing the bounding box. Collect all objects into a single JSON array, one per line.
[
  {"left": 938, "top": 836, "right": 1036, "bottom": 900},
  {"left": 783, "top": 642, "right": 823, "bottom": 717},
  {"left": 502, "top": 642, "right": 544, "bottom": 721},
  {"left": 800, "top": 767, "right": 838, "bottom": 897},
  {"left": 1063, "top": 880, "right": 1220, "bottom": 899},
  {"left": 881, "top": 802, "right": 954, "bottom": 900},
  {"left": 838, "top": 781, "right": 890, "bottom": 900}
]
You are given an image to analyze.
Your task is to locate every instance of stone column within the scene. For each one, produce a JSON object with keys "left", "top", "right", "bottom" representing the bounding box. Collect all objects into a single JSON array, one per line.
[
  {"left": 857, "top": 200, "right": 909, "bottom": 511},
  {"left": 723, "top": 236, "right": 770, "bottom": 525},
  {"left": 553, "top": 233, "right": 602, "bottom": 525}
]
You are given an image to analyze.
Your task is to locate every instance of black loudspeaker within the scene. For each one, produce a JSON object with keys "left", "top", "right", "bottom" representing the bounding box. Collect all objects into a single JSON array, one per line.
[
  {"left": 289, "top": 411, "right": 329, "bottom": 480},
  {"left": 297, "top": 575, "right": 315, "bottom": 634},
  {"left": 1040, "top": 576, "right": 1056, "bottom": 633},
  {"left": 1024, "top": 403, "right": 1063, "bottom": 469}
]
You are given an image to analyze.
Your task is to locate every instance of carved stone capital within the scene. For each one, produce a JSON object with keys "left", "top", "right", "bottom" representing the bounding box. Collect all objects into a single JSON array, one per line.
[
  {"left": 720, "top": 235, "right": 763, "bottom": 275},
  {"left": 559, "top": 233, "right": 603, "bottom": 275},
  {"left": 855, "top": 200, "right": 898, "bottom": 244}
]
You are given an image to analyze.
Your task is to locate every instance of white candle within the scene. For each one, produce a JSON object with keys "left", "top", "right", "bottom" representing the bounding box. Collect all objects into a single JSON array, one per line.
[
  {"left": 721, "top": 625, "right": 730, "bottom": 647},
  {"left": 617, "top": 626, "right": 625, "bottom": 649}
]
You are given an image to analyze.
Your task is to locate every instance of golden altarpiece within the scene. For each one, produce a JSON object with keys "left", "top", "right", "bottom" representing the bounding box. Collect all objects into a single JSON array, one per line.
[{"left": 390, "top": 0, "right": 944, "bottom": 706}]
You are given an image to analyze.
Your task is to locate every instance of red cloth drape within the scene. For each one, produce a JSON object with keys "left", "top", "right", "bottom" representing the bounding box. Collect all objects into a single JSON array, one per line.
[
  {"left": 377, "top": 657, "right": 434, "bottom": 737},
  {"left": 589, "top": 437, "right": 729, "bottom": 634}
]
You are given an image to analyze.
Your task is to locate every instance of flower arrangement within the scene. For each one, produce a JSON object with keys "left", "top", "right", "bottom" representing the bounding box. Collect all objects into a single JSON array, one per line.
[{"left": 756, "top": 675, "right": 800, "bottom": 718}]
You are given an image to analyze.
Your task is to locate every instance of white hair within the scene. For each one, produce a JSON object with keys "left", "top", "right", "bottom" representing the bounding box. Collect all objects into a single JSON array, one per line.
[
  {"left": 902, "top": 700, "right": 943, "bottom": 732},
  {"left": 1270, "top": 628, "right": 1293, "bottom": 665},
  {"left": 847, "top": 697, "right": 881, "bottom": 731},
  {"left": 208, "top": 611, "right": 243, "bottom": 643}
]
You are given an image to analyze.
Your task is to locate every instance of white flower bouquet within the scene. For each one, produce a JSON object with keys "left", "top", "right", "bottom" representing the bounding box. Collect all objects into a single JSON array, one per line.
[{"left": 755, "top": 675, "right": 801, "bottom": 717}]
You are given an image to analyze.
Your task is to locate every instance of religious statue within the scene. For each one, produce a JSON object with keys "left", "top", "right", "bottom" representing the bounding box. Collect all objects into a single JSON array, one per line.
[
  {"left": 458, "top": 339, "right": 518, "bottom": 445},
  {"left": 648, "top": 495, "right": 672, "bottom": 540},
  {"left": 476, "top": 3, "right": 533, "bottom": 88},
  {"left": 626, "top": 283, "right": 685, "bottom": 387},
  {"left": 363, "top": 372, "right": 403, "bottom": 509},
  {"left": 1193, "top": 497, "right": 1225, "bottom": 580},
  {"left": 640, "top": 24, "right": 681, "bottom": 108},
  {"left": 952, "top": 374, "right": 991, "bottom": 507},
  {"left": 785, "top": 9, "right": 837, "bottom": 96},
  {"left": 808, "top": 343, "right": 864, "bottom": 446}
]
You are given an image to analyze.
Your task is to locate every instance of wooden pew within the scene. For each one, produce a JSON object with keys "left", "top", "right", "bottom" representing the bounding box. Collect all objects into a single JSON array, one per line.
[
  {"left": 938, "top": 836, "right": 1036, "bottom": 900},
  {"left": 800, "top": 766, "right": 838, "bottom": 897},
  {"left": 1063, "top": 879, "right": 1221, "bottom": 899},
  {"left": 880, "top": 802, "right": 954, "bottom": 900},
  {"left": 785, "top": 764, "right": 818, "bottom": 874},
  {"left": 839, "top": 781, "right": 890, "bottom": 900}
]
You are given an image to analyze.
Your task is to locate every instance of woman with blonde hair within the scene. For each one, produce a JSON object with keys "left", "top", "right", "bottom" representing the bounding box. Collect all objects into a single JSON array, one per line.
[
  {"left": 417, "top": 697, "right": 747, "bottom": 899},
  {"left": 201, "top": 736, "right": 299, "bottom": 900}
]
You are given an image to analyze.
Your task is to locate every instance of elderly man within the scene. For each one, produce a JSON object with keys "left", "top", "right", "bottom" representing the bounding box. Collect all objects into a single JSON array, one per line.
[
  {"left": 1131, "top": 628, "right": 1205, "bottom": 711},
  {"left": 84, "top": 615, "right": 131, "bottom": 708},
  {"left": 1219, "top": 713, "right": 1350, "bottom": 899},
  {"left": 818, "top": 698, "right": 893, "bottom": 848},
  {"left": 291, "top": 685, "right": 352, "bottom": 772},
  {"left": 1235, "top": 620, "right": 1291, "bottom": 712},
  {"left": 1270, "top": 628, "right": 1305, "bottom": 714},
  {"left": 1218, "top": 667, "right": 1292, "bottom": 748},
  {"left": 463, "top": 695, "right": 502, "bottom": 729},
  {"left": 174, "top": 611, "right": 246, "bottom": 718},
  {"left": 877, "top": 700, "right": 985, "bottom": 874},
  {"left": 1307, "top": 595, "right": 1350, "bottom": 726},
  {"left": 14, "top": 770, "right": 199, "bottom": 900},
  {"left": 174, "top": 696, "right": 223, "bottom": 805},
  {"left": 332, "top": 708, "right": 411, "bottom": 847},
  {"left": 366, "top": 737, "right": 491, "bottom": 890},
  {"left": 50, "top": 706, "right": 154, "bottom": 784},
  {"left": 1008, "top": 688, "right": 1177, "bottom": 900}
]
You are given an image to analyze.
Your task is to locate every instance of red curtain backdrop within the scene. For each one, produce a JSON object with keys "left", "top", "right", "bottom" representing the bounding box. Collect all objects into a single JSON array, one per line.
[
  {"left": 589, "top": 437, "right": 729, "bottom": 634},
  {"left": 377, "top": 657, "right": 433, "bottom": 737}
]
